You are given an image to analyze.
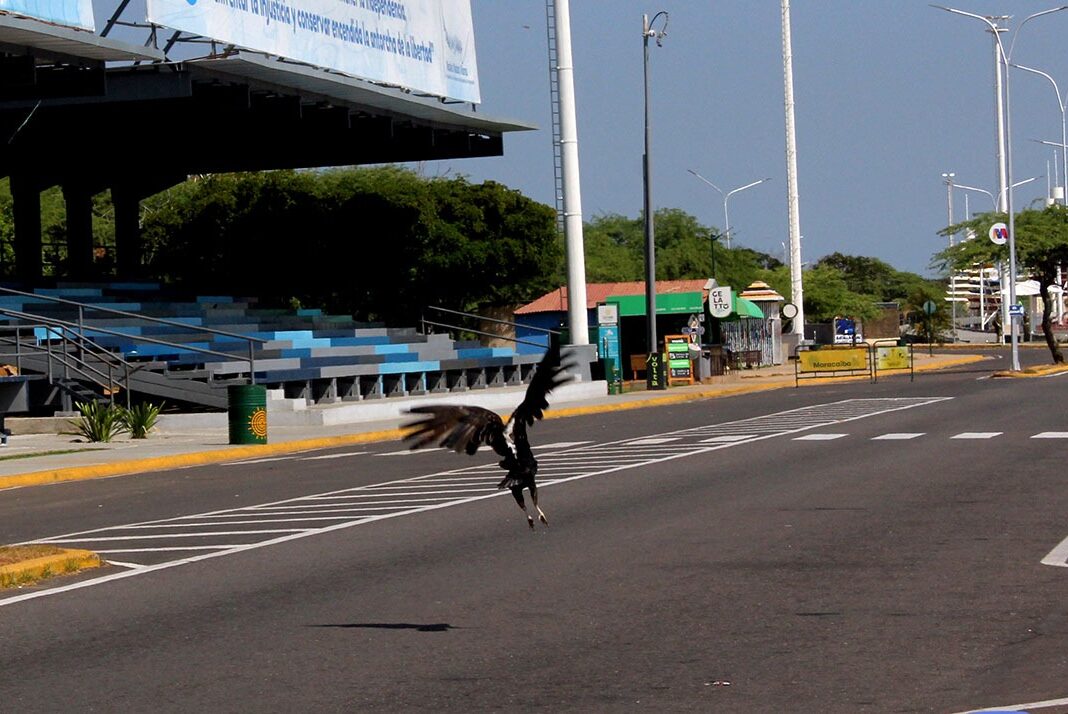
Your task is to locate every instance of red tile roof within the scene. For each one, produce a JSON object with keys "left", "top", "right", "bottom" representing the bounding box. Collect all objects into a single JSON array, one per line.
[{"left": 516, "top": 280, "right": 709, "bottom": 314}]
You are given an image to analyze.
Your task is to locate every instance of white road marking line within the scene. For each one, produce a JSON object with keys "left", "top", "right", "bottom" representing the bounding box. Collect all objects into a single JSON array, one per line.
[
  {"left": 221, "top": 457, "right": 294, "bottom": 466},
  {"left": 532, "top": 441, "right": 593, "bottom": 449},
  {"left": 93, "top": 546, "right": 245, "bottom": 553},
  {"left": 793, "top": 434, "right": 848, "bottom": 441},
  {"left": 300, "top": 451, "right": 367, "bottom": 460},
  {"left": 700, "top": 435, "right": 757, "bottom": 443},
  {"left": 104, "top": 560, "right": 145, "bottom": 569},
  {"left": 3, "top": 396, "right": 955, "bottom": 607},
  {"left": 627, "top": 437, "right": 682, "bottom": 445},
  {"left": 375, "top": 448, "right": 448, "bottom": 457},
  {"left": 1032, "top": 431, "right": 1068, "bottom": 439},
  {"left": 43, "top": 530, "right": 304, "bottom": 542},
  {"left": 117, "top": 517, "right": 354, "bottom": 527},
  {"left": 950, "top": 694, "right": 1068, "bottom": 713},
  {"left": 951, "top": 432, "right": 1003, "bottom": 439},
  {"left": 871, "top": 432, "right": 925, "bottom": 440},
  {"left": 1041, "top": 534, "right": 1068, "bottom": 567}
]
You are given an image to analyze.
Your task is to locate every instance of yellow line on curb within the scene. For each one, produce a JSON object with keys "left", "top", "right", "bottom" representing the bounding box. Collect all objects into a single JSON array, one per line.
[{"left": 0, "top": 548, "right": 101, "bottom": 588}]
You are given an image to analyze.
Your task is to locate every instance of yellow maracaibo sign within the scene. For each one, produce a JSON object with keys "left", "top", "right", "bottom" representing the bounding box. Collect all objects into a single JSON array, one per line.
[{"left": 798, "top": 347, "right": 868, "bottom": 373}]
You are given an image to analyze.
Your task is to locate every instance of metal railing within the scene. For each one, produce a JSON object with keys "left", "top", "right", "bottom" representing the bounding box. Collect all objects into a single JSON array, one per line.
[
  {"left": 0, "top": 322, "right": 135, "bottom": 408},
  {"left": 0, "top": 286, "right": 267, "bottom": 383},
  {"left": 420, "top": 305, "right": 559, "bottom": 350}
]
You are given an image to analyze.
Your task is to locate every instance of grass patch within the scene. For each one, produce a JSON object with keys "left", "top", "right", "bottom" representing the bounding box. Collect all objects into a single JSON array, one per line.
[
  {"left": 0, "top": 544, "right": 65, "bottom": 567},
  {"left": 0, "top": 448, "right": 106, "bottom": 463}
]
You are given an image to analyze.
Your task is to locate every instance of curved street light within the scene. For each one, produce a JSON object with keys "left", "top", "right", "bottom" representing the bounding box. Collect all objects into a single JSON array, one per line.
[
  {"left": 1013, "top": 62, "right": 1068, "bottom": 206},
  {"left": 687, "top": 169, "right": 772, "bottom": 249},
  {"left": 642, "top": 10, "right": 668, "bottom": 385},
  {"left": 932, "top": 4, "right": 1068, "bottom": 370},
  {"left": 954, "top": 176, "right": 1041, "bottom": 212}
]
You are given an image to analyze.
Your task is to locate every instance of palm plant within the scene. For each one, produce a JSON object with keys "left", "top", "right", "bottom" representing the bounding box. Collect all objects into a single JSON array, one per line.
[
  {"left": 70, "top": 401, "right": 128, "bottom": 443},
  {"left": 120, "top": 402, "right": 163, "bottom": 439}
]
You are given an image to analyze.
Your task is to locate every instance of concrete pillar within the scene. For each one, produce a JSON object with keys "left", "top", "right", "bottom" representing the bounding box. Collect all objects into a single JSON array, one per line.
[
  {"left": 112, "top": 187, "right": 142, "bottom": 277},
  {"left": 10, "top": 175, "right": 42, "bottom": 281},
  {"left": 63, "top": 184, "right": 94, "bottom": 278}
]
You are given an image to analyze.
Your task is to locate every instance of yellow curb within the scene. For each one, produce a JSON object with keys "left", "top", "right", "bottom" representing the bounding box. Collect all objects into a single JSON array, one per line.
[
  {"left": 0, "top": 548, "right": 101, "bottom": 588},
  {"left": 992, "top": 363, "right": 1068, "bottom": 378},
  {"left": 0, "top": 354, "right": 988, "bottom": 491}
]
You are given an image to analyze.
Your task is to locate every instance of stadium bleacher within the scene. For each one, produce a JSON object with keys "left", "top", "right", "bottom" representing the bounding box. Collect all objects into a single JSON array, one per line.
[{"left": 0, "top": 283, "right": 546, "bottom": 414}]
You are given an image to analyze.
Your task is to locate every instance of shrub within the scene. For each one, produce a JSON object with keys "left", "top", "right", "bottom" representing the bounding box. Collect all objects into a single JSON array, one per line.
[
  {"left": 121, "top": 402, "right": 162, "bottom": 439},
  {"left": 70, "top": 401, "right": 128, "bottom": 443}
]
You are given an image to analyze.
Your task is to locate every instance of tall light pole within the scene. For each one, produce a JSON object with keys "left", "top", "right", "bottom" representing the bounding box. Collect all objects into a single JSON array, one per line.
[
  {"left": 551, "top": 0, "right": 590, "bottom": 347},
  {"left": 1014, "top": 62, "right": 1068, "bottom": 206},
  {"left": 642, "top": 11, "right": 668, "bottom": 385},
  {"left": 781, "top": 0, "right": 805, "bottom": 338},
  {"left": 687, "top": 170, "right": 771, "bottom": 249},
  {"left": 933, "top": 5, "right": 1068, "bottom": 370},
  {"left": 942, "top": 172, "right": 958, "bottom": 340}
]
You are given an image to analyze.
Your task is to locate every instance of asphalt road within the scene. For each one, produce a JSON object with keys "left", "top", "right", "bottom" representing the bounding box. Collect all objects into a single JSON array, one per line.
[{"left": 1, "top": 350, "right": 1067, "bottom": 713}]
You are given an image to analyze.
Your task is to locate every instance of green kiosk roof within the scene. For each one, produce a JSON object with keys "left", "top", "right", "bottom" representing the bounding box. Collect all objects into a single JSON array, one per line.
[{"left": 607, "top": 291, "right": 705, "bottom": 317}]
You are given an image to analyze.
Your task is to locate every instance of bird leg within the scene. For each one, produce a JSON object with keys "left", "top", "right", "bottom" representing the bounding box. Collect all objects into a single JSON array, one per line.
[
  {"left": 511, "top": 487, "right": 535, "bottom": 529},
  {"left": 530, "top": 484, "right": 548, "bottom": 526}
]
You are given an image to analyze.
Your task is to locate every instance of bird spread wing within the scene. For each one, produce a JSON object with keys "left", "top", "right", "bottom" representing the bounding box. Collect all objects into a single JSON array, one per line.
[
  {"left": 511, "top": 339, "right": 574, "bottom": 429},
  {"left": 403, "top": 405, "right": 507, "bottom": 456},
  {"left": 403, "top": 340, "right": 574, "bottom": 458}
]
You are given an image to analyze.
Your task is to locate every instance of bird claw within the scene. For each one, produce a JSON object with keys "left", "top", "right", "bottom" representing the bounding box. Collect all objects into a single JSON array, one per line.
[
  {"left": 539, "top": 514, "right": 548, "bottom": 526},
  {"left": 527, "top": 517, "right": 535, "bottom": 530}
]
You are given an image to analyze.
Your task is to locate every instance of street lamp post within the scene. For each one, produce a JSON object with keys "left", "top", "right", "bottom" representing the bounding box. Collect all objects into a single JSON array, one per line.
[
  {"left": 1014, "top": 63, "right": 1068, "bottom": 206},
  {"left": 642, "top": 11, "right": 668, "bottom": 387},
  {"left": 687, "top": 170, "right": 771, "bottom": 249},
  {"left": 942, "top": 172, "right": 958, "bottom": 341},
  {"left": 934, "top": 4, "right": 1068, "bottom": 371}
]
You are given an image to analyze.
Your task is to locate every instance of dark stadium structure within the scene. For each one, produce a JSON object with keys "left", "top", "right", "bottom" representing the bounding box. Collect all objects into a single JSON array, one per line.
[
  {"left": 0, "top": 11, "right": 530, "bottom": 281},
  {"left": 0, "top": 10, "right": 559, "bottom": 418}
]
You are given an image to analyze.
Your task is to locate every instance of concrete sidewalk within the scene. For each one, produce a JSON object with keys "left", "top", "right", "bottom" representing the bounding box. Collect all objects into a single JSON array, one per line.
[{"left": 0, "top": 352, "right": 994, "bottom": 491}]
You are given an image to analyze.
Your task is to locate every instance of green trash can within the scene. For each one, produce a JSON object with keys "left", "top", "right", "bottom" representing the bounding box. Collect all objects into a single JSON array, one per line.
[
  {"left": 228, "top": 384, "right": 267, "bottom": 445},
  {"left": 605, "top": 357, "right": 623, "bottom": 395}
]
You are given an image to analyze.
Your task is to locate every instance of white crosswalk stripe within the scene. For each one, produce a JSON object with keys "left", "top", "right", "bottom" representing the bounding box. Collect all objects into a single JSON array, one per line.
[
  {"left": 793, "top": 433, "right": 848, "bottom": 441},
  {"left": 871, "top": 433, "right": 925, "bottom": 440},
  {"left": 951, "top": 432, "right": 1003, "bottom": 439}
]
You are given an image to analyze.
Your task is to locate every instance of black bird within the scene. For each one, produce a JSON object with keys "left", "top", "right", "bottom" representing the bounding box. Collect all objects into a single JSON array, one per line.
[{"left": 403, "top": 341, "right": 573, "bottom": 529}]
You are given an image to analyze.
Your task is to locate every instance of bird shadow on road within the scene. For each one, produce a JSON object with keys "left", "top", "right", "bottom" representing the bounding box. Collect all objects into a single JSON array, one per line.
[{"left": 310, "top": 623, "right": 457, "bottom": 632}]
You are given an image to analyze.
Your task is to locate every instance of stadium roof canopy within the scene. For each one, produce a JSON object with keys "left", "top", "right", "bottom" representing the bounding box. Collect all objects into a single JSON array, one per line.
[{"left": 0, "top": 10, "right": 533, "bottom": 278}]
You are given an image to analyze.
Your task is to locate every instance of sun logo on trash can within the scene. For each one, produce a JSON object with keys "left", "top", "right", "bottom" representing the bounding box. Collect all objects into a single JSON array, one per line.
[{"left": 248, "top": 407, "right": 267, "bottom": 439}]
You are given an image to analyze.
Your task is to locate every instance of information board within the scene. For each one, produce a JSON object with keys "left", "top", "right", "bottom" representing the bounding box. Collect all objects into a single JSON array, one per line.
[{"left": 665, "top": 334, "right": 693, "bottom": 385}]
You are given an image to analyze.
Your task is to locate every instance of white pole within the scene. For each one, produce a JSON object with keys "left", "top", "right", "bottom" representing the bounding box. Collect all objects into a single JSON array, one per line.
[
  {"left": 945, "top": 173, "right": 957, "bottom": 341},
  {"left": 553, "top": 0, "right": 589, "bottom": 346},
  {"left": 992, "top": 23, "right": 1009, "bottom": 212},
  {"left": 781, "top": 0, "right": 804, "bottom": 337}
]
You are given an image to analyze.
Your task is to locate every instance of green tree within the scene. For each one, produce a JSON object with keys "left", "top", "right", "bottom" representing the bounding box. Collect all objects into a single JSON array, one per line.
[
  {"left": 938, "top": 205, "right": 1068, "bottom": 363},
  {"left": 139, "top": 168, "right": 561, "bottom": 324}
]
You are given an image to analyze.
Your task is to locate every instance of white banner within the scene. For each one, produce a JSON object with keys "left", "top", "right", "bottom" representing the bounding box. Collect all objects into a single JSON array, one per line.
[
  {"left": 146, "top": 0, "right": 480, "bottom": 103},
  {"left": 0, "top": 0, "right": 96, "bottom": 31}
]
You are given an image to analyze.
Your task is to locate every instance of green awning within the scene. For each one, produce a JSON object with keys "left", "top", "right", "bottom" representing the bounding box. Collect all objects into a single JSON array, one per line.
[
  {"left": 721, "top": 295, "right": 765, "bottom": 320},
  {"left": 607, "top": 291, "right": 704, "bottom": 317}
]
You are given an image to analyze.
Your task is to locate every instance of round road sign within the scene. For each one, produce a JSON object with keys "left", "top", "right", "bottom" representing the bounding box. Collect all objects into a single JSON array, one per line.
[
  {"left": 923, "top": 300, "right": 938, "bottom": 315},
  {"left": 782, "top": 302, "right": 799, "bottom": 319},
  {"left": 989, "top": 222, "right": 1008, "bottom": 245}
]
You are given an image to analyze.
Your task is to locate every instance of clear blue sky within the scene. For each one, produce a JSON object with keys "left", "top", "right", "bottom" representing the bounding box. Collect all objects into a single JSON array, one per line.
[{"left": 426, "top": 1, "right": 1068, "bottom": 277}]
